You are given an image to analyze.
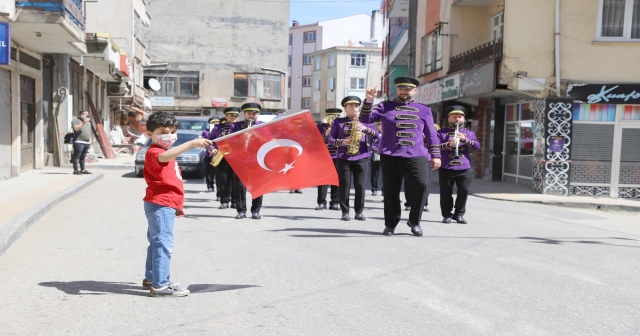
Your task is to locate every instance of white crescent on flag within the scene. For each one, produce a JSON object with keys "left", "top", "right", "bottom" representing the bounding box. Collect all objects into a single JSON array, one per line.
[{"left": 256, "top": 139, "right": 303, "bottom": 173}]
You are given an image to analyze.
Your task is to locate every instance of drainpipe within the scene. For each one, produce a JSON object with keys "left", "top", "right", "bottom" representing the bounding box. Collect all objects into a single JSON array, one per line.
[{"left": 555, "top": 0, "right": 561, "bottom": 97}]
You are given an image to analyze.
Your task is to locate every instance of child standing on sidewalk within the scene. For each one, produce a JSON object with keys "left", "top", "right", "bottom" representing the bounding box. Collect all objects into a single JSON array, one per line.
[{"left": 142, "top": 111, "right": 212, "bottom": 297}]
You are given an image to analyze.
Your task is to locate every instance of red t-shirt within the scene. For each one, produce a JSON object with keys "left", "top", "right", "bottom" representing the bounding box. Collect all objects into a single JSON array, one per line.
[{"left": 143, "top": 145, "right": 184, "bottom": 210}]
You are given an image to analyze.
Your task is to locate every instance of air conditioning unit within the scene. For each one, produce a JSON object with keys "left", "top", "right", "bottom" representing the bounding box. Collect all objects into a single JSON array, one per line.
[{"left": 107, "top": 82, "right": 128, "bottom": 96}]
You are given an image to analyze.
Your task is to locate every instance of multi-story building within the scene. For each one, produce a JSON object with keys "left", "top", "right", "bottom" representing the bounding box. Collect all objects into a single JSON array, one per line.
[
  {"left": 288, "top": 12, "right": 383, "bottom": 119},
  {"left": 143, "top": 0, "right": 289, "bottom": 120},
  {"left": 382, "top": 0, "right": 640, "bottom": 199},
  {"left": 309, "top": 46, "right": 382, "bottom": 122}
]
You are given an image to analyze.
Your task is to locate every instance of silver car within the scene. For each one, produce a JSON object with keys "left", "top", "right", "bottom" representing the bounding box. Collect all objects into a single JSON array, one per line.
[{"left": 134, "top": 130, "right": 207, "bottom": 178}]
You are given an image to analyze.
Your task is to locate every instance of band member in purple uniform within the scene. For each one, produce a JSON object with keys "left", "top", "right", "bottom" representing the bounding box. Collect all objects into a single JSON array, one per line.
[
  {"left": 230, "top": 103, "right": 265, "bottom": 220},
  {"left": 316, "top": 108, "right": 342, "bottom": 210},
  {"left": 360, "top": 77, "right": 441, "bottom": 236},
  {"left": 368, "top": 121, "right": 382, "bottom": 196},
  {"left": 438, "top": 106, "right": 480, "bottom": 224},
  {"left": 328, "top": 96, "right": 378, "bottom": 221},
  {"left": 208, "top": 108, "right": 239, "bottom": 209},
  {"left": 202, "top": 117, "right": 219, "bottom": 195}
]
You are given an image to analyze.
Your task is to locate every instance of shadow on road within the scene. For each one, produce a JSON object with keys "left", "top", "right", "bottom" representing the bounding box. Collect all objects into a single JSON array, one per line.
[
  {"left": 269, "top": 228, "right": 383, "bottom": 236},
  {"left": 38, "top": 281, "right": 259, "bottom": 296}
]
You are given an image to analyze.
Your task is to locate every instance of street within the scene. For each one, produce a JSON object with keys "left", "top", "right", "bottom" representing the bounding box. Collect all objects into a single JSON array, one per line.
[{"left": 1, "top": 170, "right": 639, "bottom": 335}]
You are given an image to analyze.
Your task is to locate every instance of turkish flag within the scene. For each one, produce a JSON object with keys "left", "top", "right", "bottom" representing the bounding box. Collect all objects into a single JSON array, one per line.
[{"left": 214, "top": 111, "right": 338, "bottom": 199}]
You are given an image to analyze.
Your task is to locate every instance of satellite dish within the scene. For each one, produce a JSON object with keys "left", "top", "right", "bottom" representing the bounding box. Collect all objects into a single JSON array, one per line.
[{"left": 148, "top": 78, "right": 161, "bottom": 92}]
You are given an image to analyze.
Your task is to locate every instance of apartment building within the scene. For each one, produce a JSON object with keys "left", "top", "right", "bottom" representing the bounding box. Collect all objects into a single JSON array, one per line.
[
  {"left": 143, "top": 0, "right": 289, "bottom": 120},
  {"left": 288, "top": 12, "right": 383, "bottom": 117},
  {"left": 310, "top": 47, "right": 382, "bottom": 122},
  {"left": 381, "top": 0, "right": 640, "bottom": 199}
]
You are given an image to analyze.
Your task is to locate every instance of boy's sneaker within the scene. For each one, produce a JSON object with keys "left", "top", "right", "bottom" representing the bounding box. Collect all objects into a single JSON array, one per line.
[
  {"left": 142, "top": 279, "right": 179, "bottom": 290},
  {"left": 149, "top": 284, "right": 190, "bottom": 297}
]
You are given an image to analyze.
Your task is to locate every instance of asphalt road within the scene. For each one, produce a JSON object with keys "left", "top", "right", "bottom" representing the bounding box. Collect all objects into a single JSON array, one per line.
[{"left": 1, "top": 170, "right": 639, "bottom": 335}]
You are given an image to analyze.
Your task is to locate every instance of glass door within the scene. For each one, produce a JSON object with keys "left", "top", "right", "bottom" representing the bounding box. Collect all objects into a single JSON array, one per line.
[
  {"left": 20, "top": 75, "right": 35, "bottom": 171},
  {"left": 503, "top": 102, "right": 536, "bottom": 184}
]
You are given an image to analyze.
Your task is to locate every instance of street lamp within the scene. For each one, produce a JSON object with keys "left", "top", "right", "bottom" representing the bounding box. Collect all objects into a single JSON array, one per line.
[{"left": 261, "top": 67, "right": 288, "bottom": 114}]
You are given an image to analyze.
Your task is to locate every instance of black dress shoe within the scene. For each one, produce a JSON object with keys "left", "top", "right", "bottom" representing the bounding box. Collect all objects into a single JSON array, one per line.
[
  {"left": 73, "top": 171, "right": 83, "bottom": 175},
  {"left": 252, "top": 212, "right": 261, "bottom": 220},
  {"left": 289, "top": 190, "right": 295, "bottom": 194},
  {"left": 409, "top": 223, "right": 423, "bottom": 237},
  {"left": 235, "top": 212, "right": 246, "bottom": 219},
  {"left": 315, "top": 204, "right": 327, "bottom": 210},
  {"left": 294, "top": 190, "right": 303, "bottom": 194},
  {"left": 382, "top": 227, "right": 395, "bottom": 236},
  {"left": 355, "top": 213, "right": 365, "bottom": 221},
  {"left": 404, "top": 206, "right": 411, "bottom": 211},
  {"left": 230, "top": 202, "right": 237, "bottom": 209},
  {"left": 329, "top": 204, "right": 340, "bottom": 211},
  {"left": 81, "top": 170, "right": 92, "bottom": 174},
  {"left": 453, "top": 215, "right": 467, "bottom": 224},
  {"left": 442, "top": 217, "right": 452, "bottom": 224},
  {"left": 423, "top": 206, "right": 429, "bottom": 212},
  {"left": 341, "top": 213, "right": 350, "bottom": 221},
  {"left": 371, "top": 191, "right": 378, "bottom": 196}
]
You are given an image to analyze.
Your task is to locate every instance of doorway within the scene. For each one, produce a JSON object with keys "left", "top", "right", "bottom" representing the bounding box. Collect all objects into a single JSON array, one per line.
[{"left": 20, "top": 75, "right": 36, "bottom": 171}]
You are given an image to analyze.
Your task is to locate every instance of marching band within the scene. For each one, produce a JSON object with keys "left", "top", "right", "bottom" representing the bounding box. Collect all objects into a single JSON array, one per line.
[{"left": 203, "top": 76, "right": 481, "bottom": 235}]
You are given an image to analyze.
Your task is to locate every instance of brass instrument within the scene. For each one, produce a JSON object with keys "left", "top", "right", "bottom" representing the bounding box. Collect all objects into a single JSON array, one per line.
[
  {"left": 346, "top": 112, "right": 363, "bottom": 155},
  {"left": 326, "top": 114, "right": 337, "bottom": 127},
  {"left": 453, "top": 122, "right": 462, "bottom": 158},
  {"left": 211, "top": 118, "right": 254, "bottom": 167}
]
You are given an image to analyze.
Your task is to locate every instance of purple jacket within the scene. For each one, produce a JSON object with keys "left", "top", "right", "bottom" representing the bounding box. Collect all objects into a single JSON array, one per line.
[
  {"left": 360, "top": 99, "right": 441, "bottom": 161},
  {"left": 317, "top": 123, "right": 338, "bottom": 159},
  {"left": 437, "top": 127, "right": 481, "bottom": 170},
  {"left": 328, "top": 117, "right": 378, "bottom": 161},
  {"left": 230, "top": 120, "right": 264, "bottom": 133},
  {"left": 208, "top": 123, "right": 233, "bottom": 150}
]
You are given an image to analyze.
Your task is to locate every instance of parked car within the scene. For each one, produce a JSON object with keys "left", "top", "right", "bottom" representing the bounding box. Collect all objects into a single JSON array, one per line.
[
  {"left": 134, "top": 130, "right": 207, "bottom": 178},
  {"left": 176, "top": 117, "right": 211, "bottom": 132}
]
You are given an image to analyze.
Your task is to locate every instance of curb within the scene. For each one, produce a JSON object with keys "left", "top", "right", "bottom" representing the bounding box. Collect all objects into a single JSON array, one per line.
[
  {"left": 0, "top": 174, "right": 104, "bottom": 257},
  {"left": 62, "top": 164, "right": 134, "bottom": 171},
  {"left": 470, "top": 193, "right": 640, "bottom": 212}
]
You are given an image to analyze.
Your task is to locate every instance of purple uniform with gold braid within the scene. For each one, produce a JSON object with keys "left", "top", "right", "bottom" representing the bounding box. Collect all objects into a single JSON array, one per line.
[
  {"left": 208, "top": 121, "right": 236, "bottom": 206},
  {"left": 316, "top": 122, "right": 340, "bottom": 209},
  {"left": 317, "top": 123, "right": 338, "bottom": 159},
  {"left": 328, "top": 117, "right": 378, "bottom": 161},
  {"left": 437, "top": 127, "right": 481, "bottom": 170}
]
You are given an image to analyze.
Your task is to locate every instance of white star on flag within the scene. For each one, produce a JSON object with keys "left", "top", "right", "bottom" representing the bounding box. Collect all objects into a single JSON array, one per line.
[{"left": 279, "top": 161, "right": 296, "bottom": 174}]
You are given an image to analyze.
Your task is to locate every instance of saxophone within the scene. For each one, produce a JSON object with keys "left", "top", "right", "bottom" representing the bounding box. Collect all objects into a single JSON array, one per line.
[{"left": 346, "top": 112, "right": 363, "bottom": 155}]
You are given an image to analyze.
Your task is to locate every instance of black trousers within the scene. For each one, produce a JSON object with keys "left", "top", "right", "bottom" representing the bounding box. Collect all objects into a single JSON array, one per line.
[
  {"left": 72, "top": 142, "right": 90, "bottom": 172},
  {"left": 380, "top": 155, "right": 430, "bottom": 228},
  {"left": 216, "top": 159, "right": 235, "bottom": 203},
  {"left": 317, "top": 159, "right": 339, "bottom": 205},
  {"left": 439, "top": 168, "right": 473, "bottom": 218},
  {"left": 403, "top": 171, "right": 430, "bottom": 207},
  {"left": 370, "top": 158, "right": 381, "bottom": 191},
  {"left": 336, "top": 158, "right": 368, "bottom": 214},
  {"left": 233, "top": 172, "right": 263, "bottom": 214},
  {"left": 203, "top": 157, "right": 217, "bottom": 190}
]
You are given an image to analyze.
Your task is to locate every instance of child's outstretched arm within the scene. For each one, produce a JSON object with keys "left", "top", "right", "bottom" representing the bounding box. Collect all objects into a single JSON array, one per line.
[{"left": 159, "top": 138, "right": 212, "bottom": 163}]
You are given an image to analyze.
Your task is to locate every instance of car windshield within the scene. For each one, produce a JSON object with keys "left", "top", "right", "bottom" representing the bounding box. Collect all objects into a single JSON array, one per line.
[
  {"left": 143, "top": 133, "right": 199, "bottom": 147},
  {"left": 177, "top": 120, "right": 208, "bottom": 131}
]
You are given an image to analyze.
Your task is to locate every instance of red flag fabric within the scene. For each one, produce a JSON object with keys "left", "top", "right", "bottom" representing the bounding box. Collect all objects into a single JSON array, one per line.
[{"left": 215, "top": 111, "right": 339, "bottom": 199}]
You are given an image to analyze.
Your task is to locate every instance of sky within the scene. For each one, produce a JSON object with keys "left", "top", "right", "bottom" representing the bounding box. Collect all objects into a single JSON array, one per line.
[{"left": 289, "top": 0, "right": 381, "bottom": 25}]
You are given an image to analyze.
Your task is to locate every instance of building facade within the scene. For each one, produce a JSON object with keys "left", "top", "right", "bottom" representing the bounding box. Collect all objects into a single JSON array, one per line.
[
  {"left": 288, "top": 12, "right": 383, "bottom": 120},
  {"left": 310, "top": 47, "right": 382, "bottom": 122},
  {"left": 144, "top": 0, "right": 289, "bottom": 120},
  {"left": 384, "top": 0, "right": 640, "bottom": 199}
]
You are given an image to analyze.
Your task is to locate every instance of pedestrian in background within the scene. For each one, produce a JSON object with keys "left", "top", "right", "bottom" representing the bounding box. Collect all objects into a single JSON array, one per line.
[{"left": 71, "top": 110, "right": 93, "bottom": 175}]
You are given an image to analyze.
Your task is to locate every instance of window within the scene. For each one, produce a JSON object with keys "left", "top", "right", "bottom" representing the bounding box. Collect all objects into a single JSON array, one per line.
[
  {"left": 304, "top": 31, "right": 316, "bottom": 42},
  {"left": 328, "top": 78, "right": 335, "bottom": 91},
  {"left": 351, "top": 52, "right": 366, "bottom": 67},
  {"left": 314, "top": 57, "right": 321, "bottom": 70},
  {"left": 289, "top": 34, "right": 292, "bottom": 45},
  {"left": 598, "top": 0, "right": 640, "bottom": 40},
  {"left": 302, "top": 76, "right": 312, "bottom": 86},
  {"left": 146, "top": 71, "right": 200, "bottom": 97},
  {"left": 314, "top": 79, "right": 321, "bottom": 91},
  {"left": 303, "top": 55, "right": 312, "bottom": 65},
  {"left": 302, "top": 98, "right": 311, "bottom": 109},
  {"left": 288, "top": 76, "right": 291, "bottom": 88},
  {"left": 232, "top": 73, "right": 281, "bottom": 99},
  {"left": 491, "top": 12, "right": 504, "bottom": 41},
  {"left": 421, "top": 32, "right": 442, "bottom": 74},
  {"left": 350, "top": 77, "right": 365, "bottom": 90},
  {"left": 328, "top": 54, "right": 336, "bottom": 68},
  {"left": 288, "top": 55, "right": 292, "bottom": 66}
]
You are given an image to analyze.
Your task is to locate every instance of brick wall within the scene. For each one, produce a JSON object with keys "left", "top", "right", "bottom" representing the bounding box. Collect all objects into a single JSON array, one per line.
[
  {"left": 571, "top": 161, "right": 611, "bottom": 184},
  {"left": 620, "top": 163, "right": 640, "bottom": 184}
]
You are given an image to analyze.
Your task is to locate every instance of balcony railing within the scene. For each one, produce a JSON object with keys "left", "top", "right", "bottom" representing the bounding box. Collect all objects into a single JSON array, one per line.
[
  {"left": 449, "top": 38, "right": 502, "bottom": 74},
  {"left": 16, "top": 0, "right": 85, "bottom": 29}
]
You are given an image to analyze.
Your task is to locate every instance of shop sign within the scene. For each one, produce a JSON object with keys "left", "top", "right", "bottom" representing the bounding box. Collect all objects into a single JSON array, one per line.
[
  {"left": 0, "top": 22, "right": 9, "bottom": 66},
  {"left": 459, "top": 62, "right": 495, "bottom": 97},
  {"left": 211, "top": 98, "right": 228, "bottom": 107},
  {"left": 549, "top": 136, "right": 564, "bottom": 153},
  {"left": 567, "top": 83, "right": 640, "bottom": 104},
  {"left": 119, "top": 55, "right": 131, "bottom": 78},
  {"left": 151, "top": 96, "right": 174, "bottom": 106},
  {"left": 441, "top": 74, "right": 460, "bottom": 101},
  {"left": 416, "top": 81, "right": 441, "bottom": 105}
]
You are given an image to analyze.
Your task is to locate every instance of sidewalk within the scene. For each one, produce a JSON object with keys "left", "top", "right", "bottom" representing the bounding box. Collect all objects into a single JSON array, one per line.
[
  {"left": 61, "top": 152, "right": 135, "bottom": 171},
  {"left": 0, "top": 169, "right": 103, "bottom": 256},
  {"left": 467, "top": 178, "right": 640, "bottom": 211}
]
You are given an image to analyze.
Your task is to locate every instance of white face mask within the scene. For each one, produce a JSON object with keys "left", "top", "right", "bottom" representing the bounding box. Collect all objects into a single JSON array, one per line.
[{"left": 156, "top": 133, "right": 177, "bottom": 148}]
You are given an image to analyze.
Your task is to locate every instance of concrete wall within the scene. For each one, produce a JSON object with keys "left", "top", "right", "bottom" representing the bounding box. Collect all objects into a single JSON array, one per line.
[
  {"left": 0, "top": 68, "right": 11, "bottom": 179},
  {"left": 145, "top": 0, "right": 289, "bottom": 113}
]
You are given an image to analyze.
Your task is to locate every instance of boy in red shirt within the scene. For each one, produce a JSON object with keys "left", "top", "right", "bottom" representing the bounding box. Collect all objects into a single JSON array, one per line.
[{"left": 142, "top": 111, "right": 211, "bottom": 297}]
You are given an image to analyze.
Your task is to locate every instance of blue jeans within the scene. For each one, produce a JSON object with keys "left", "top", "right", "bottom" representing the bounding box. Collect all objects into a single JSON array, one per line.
[{"left": 144, "top": 202, "right": 176, "bottom": 288}]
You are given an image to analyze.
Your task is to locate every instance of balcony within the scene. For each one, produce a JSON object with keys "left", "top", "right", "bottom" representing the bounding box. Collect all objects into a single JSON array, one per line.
[
  {"left": 449, "top": 38, "right": 502, "bottom": 74},
  {"left": 13, "top": 0, "right": 86, "bottom": 54}
]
